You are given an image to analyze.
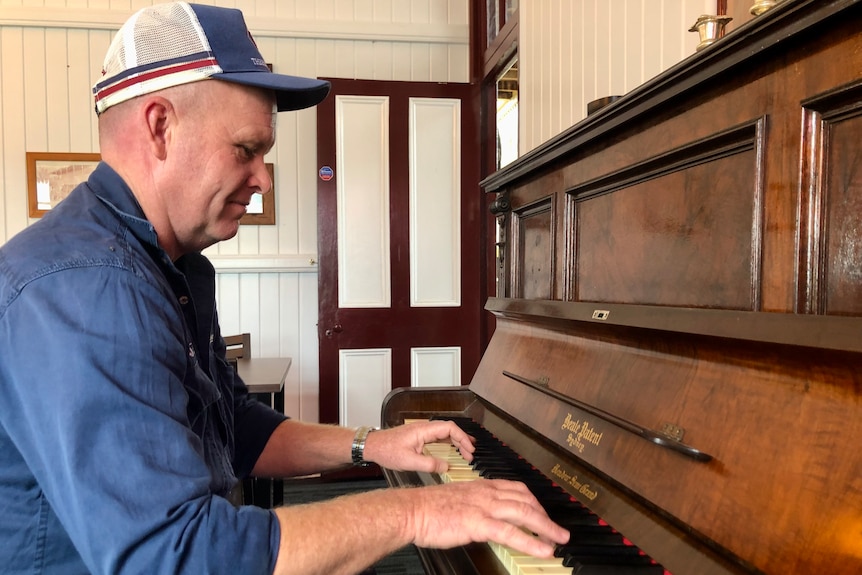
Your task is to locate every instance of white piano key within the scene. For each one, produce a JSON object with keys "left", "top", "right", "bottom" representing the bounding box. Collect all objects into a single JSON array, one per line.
[{"left": 423, "top": 442, "right": 570, "bottom": 575}]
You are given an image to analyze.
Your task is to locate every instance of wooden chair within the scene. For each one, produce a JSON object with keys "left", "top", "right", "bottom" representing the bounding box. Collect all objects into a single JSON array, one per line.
[{"left": 223, "top": 333, "right": 251, "bottom": 366}]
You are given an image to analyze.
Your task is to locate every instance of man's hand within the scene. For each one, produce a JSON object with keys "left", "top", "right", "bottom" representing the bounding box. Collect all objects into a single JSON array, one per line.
[
  {"left": 272, "top": 477, "right": 570, "bottom": 575},
  {"left": 405, "top": 479, "right": 570, "bottom": 557},
  {"left": 361, "top": 420, "right": 476, "bottom": 474}
]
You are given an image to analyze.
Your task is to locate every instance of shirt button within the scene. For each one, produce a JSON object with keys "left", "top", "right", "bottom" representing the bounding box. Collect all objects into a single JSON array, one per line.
[{"left": 179, "top": 296, "right": 190, "bottom": 305}]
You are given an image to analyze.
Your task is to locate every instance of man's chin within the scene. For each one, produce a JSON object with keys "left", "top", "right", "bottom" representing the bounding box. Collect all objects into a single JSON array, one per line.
[
  {"left": 220, "top": 221, "right": 241, "bottom": 242},
  {"left": 208, "top": 217, "right": 242, "bottom": 245}
]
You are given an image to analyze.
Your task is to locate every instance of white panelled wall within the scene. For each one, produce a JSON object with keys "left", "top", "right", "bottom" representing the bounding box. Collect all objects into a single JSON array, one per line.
[
  {"left": 1, "top": 0, "right": 708, "bottom": 422},
  {"left": 519, "top": 0, "right": 714, "bottom": 153}
]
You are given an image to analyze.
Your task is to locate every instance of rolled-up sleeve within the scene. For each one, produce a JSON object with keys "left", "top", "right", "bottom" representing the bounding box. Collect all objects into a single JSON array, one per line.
[{"left": 219, "top": 349, "right": 288, "bottom": 479}]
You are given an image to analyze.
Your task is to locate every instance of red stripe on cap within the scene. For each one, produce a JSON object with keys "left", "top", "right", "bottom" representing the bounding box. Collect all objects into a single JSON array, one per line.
[{"left": 94, "top": 57, "right": 218, "bottom": 103}]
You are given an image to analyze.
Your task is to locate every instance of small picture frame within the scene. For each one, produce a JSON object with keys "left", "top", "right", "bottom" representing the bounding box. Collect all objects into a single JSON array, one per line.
[
  {"left": 240, "top": 163, "right": 276, "bottom": 225},
  {"left": 26, "top": 152, "right": 100, "bottom": 218},
  {"left": 26, "top": 152, "right": 275, "bottom": 225}
]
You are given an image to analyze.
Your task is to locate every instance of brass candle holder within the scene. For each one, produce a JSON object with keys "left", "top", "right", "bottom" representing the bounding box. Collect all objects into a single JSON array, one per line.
[
  {"left": 750, "top": 0, "right": 786, "bottom": 16},
  {"left": 688, "top": 15, "right": 733, "bottom": 52}
]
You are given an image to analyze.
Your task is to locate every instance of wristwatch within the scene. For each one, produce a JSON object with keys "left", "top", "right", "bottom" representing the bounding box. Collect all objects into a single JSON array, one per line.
[{"left": 351, "top": 426, "right": 378, "bottom": 467}]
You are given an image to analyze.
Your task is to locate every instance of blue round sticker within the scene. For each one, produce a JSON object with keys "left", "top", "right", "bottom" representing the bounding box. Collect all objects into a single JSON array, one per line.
[{"left": 319, "top": 166, "right": 334, "bottom": 181}]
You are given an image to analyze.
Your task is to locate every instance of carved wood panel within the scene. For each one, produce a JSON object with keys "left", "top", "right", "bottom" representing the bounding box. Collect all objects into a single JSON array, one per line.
[
  {"left": 511, "top": 197, "right": 554, "bottom": 299},
  {"left": 571, "top": 122, "right": 765, "bottom": 308},
  {"left": 800, "top": 80, "right": 862, "bottom": 315}
]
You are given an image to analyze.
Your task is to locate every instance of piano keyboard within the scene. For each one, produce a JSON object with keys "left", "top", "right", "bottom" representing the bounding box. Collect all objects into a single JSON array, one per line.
[{"left": 425, "top": 416, "right": 670, "bottom": 575}]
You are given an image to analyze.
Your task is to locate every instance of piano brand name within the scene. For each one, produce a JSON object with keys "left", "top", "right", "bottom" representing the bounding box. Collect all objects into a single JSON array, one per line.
[
  {"left": 551, "top": 464, "right": 598, "bottom": 501},
  {"left": 561, "top": 413, "right": 604, "bottom": 453}
]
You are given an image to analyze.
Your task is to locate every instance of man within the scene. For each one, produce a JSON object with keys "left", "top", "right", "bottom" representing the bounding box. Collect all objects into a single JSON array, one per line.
[{"left": 0, "top": 3, "right": 568, "bottom": 574}]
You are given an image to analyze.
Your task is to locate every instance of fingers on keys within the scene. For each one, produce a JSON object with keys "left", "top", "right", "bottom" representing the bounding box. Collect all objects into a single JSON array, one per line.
[{"left": 411, "top": 479, "right": 569, "bottom": 557}]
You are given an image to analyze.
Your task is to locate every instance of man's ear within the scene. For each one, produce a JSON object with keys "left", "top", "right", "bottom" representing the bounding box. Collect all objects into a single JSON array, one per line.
[{"left": 142, "top": 97, "right": 172, "bottom": 161}]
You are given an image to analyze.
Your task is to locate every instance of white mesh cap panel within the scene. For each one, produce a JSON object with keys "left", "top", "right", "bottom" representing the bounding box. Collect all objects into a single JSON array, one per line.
[
  {"left": 94, "top": 2, "right": 222, "bottom": 114},
  {"left": 93, "top": 1, "right": 330, "bottom": 114}
]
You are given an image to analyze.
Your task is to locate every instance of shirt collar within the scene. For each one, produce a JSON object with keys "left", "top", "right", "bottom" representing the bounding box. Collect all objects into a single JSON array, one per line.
[{"left": 85, "top": 161, "right": 162, "bottom": 251}]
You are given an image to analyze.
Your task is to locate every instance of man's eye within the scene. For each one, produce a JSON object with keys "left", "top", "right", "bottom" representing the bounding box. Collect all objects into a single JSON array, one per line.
[{"left": 238, "top": 146, "right": 255, "bottom": 159}]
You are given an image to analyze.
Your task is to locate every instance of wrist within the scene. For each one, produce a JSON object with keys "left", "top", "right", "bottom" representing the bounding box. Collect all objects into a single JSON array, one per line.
[{"left": 351, "top": 426, "right": 379, "bottom": 467}]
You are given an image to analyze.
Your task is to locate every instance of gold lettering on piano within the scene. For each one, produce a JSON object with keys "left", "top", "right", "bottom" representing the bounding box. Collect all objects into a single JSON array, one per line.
[
  {"left": 551, "top": 464, "right": 599, "bottom": 501},
  {"left": 561, "top": 413, "right": 604, "bottom": 454}
]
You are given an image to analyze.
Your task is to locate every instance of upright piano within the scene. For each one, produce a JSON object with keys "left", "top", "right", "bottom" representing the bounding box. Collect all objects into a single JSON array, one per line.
[{"left": 381, "top": 1, "right": 862, "bottom": 574}]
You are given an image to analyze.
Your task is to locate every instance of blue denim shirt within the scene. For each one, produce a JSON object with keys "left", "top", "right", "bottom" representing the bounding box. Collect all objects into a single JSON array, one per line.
[{"left": 0, "top": 163, "right": 287, "bottom": 574}]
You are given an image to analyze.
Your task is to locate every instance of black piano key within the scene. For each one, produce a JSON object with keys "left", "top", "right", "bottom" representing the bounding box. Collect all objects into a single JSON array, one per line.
[
  {"left": 566, "top": 557, "right": 660, "bottom": 573},
  {"left": 569, "top": 564, "right": 665, "bottom": 575},
  {"left": 557, "top": 543, "right": 644, "bottom": 558},
  {"left": 433, "top": 416, "right": 670, "bottom": 575},
  {"left": 566, "top": 526, "right": 626, "bottom": 546},
  {"left": 553, "top": 515, "right": 604, "bottom": 530}
]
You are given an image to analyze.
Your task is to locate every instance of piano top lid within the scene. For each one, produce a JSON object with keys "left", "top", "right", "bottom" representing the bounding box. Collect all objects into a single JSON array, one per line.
[
  {"left": 480, "top": 0, "right": 862, "bottom": 194},
  {"left": 485, "top": 297, "right": 862, "bottom": 355}
]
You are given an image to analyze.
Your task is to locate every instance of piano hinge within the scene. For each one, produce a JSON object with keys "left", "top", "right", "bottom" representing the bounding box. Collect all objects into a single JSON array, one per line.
[{"left": 660, "top": 423, "right": 685, "bottom": 442}]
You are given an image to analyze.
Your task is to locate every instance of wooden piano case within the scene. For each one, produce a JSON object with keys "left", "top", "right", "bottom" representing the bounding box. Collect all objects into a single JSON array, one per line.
[{"left": 383, "top": 1, "right": 862, "bottom": 574}]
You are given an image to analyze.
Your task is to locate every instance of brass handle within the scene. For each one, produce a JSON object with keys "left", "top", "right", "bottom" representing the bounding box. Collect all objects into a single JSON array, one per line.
[{"left": 324, "top": 324, "right": 343, "bottom": 337}]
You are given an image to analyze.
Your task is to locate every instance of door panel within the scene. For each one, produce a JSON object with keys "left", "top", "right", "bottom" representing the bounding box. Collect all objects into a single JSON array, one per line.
[
  {"left": 317, "top": 79, "right": 483, "bottom": 426},
  {"left": 335, "top": 95, "right": 391, "bottom": 308},
  {"left": 409, "top": 97, "right": 463, "bottom": 307}
]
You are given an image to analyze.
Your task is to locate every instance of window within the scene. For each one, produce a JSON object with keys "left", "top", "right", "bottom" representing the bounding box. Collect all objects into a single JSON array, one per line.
[{"left": 496, "top": 59, "right": 518, "bottom": 170}]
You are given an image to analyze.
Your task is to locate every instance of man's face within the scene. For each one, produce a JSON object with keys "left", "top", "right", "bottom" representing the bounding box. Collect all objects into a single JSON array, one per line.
[{"left": 163, "top": 81, "right": 276, "bottom": 254}]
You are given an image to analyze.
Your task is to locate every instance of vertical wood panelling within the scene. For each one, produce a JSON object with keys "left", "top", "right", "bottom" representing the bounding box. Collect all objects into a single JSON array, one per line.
[
  {"left": 215, "top": 271, "right": 318, "bottom": 421},
  {"left": 1, "top": 28, "right": 22, "bottom": 241},
  {"left": 275, "top": 273, "right": 301, "bottom": 418},
  {"left": 275, "top": 112, "right": 302, "bottom": 252},
  {"left": 216, "top": 274, "right": 242, "bottom": 336},
  {"left": 45, "top": 29, "right": 70, "bottom": 148},
  {"left": 411, "top": 43, "right": 431, "bottom": 81},
  {"left": 239, "top": 274, "right": 262, "bottom": 349},
  {"left": 372, "top": 41, "right": 393, "bottom": 80},
  {"left": 257, "top": 273, "right": 281, "bottom": 357},
  {"left": 86, "top": 31, "right": 111, "bottom": 152},
  {"left": 519, "top": 0, "right": 713, "bottom": 153},
  {"left": 295, "top": 272, "right": 319, "bottom": 421},
  {"left": 584, "top": 0, "right": 605, "bottom": 129},
  {"left": 23, "top": 28, "right": 48, "bottom": 152},
  {"left": 68, "top": 29, "right": 94, "bottom": 149},
  {"left": 392, "top": 0, "right": 410, "bottom": 24},
  {"left": 642, "top": 2, "right": 664, "bottom": 81},
  {"left": 292, "top": 39, "right": 320, "bottom": 257}
]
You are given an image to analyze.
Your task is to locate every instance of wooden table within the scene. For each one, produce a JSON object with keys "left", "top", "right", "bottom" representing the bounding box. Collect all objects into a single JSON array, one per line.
[
  {"left": 236, "top": 357, "right": 291, "bottom": 508},
  {"left": 237, "top": 357, "right": 291, "bottom": 412}
]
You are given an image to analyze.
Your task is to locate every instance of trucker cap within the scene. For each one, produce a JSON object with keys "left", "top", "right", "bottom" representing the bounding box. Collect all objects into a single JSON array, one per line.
[{"left": 93, "top": 2, "right": 331, "bottom": 115}]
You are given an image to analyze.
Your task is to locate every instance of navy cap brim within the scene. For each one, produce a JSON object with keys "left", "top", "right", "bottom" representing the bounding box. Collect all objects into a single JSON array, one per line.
[{"left": 216, "top": 72, "right": 330, "bottom": 111}]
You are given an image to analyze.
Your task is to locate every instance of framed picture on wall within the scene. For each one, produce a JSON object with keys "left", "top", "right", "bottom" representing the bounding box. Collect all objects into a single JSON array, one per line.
[
  {"left": 26, "top": 152, "right": 100, "bottom": 218},
  {"left": 239, "top": 163, "right": 276, "bottom": 225},
  {"left": 26, "top": 152, "right": 275, "bottom": 225}
]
